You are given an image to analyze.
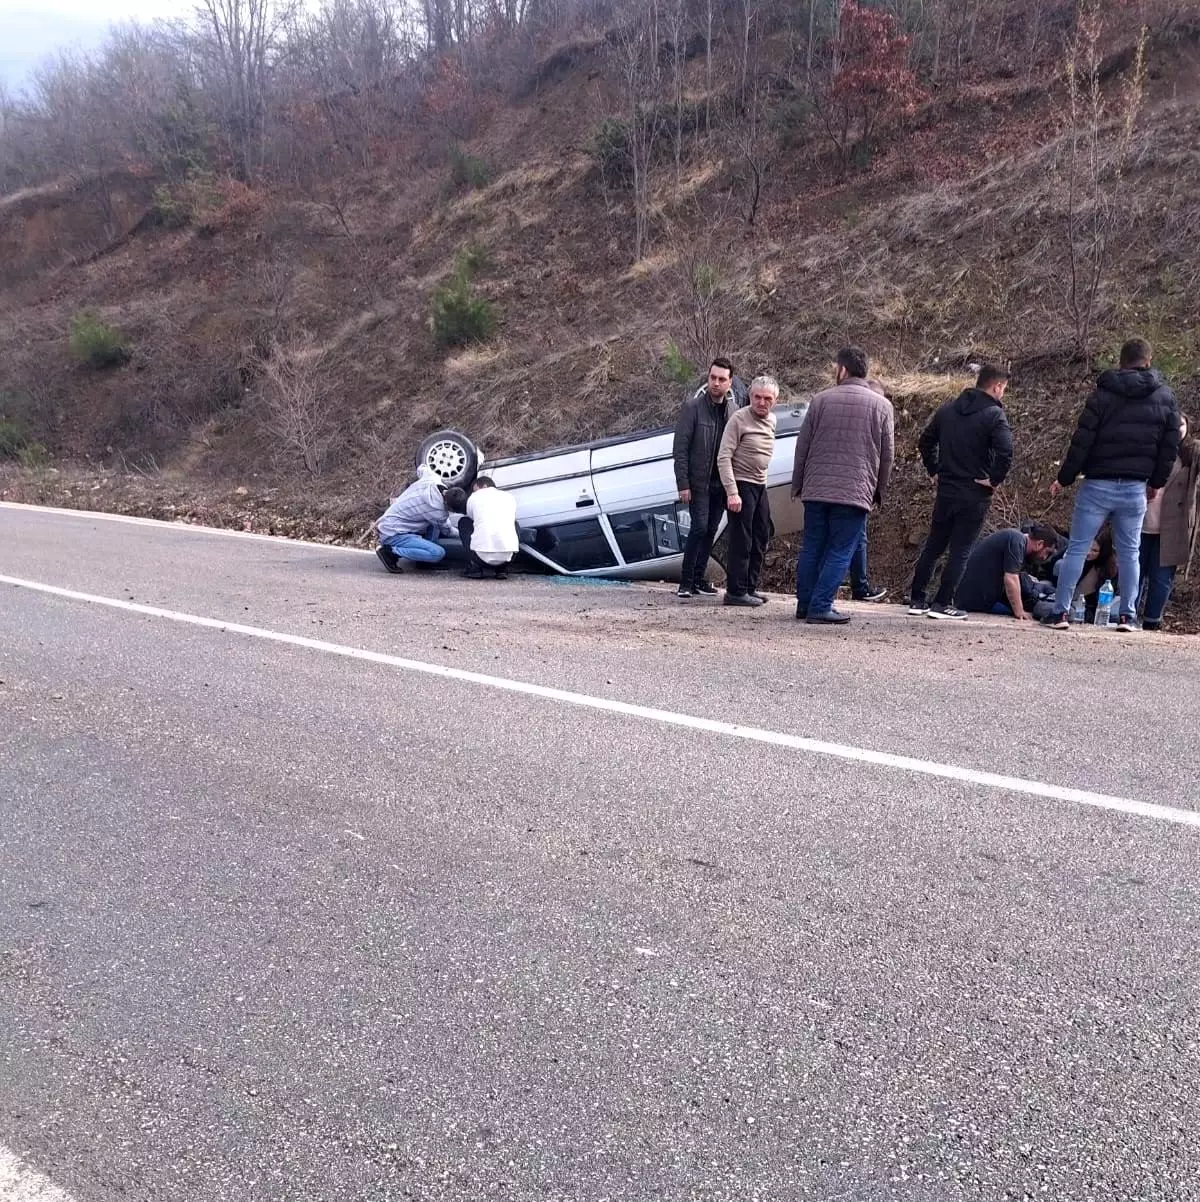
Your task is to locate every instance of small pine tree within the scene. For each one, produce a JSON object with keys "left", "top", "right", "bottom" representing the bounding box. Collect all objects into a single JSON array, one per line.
[
  {"left": 69, "top": 312, "right": 130, "bottom": 368},
  {"left": 431, "top": 254, "right": 495, "bottom": 349}
]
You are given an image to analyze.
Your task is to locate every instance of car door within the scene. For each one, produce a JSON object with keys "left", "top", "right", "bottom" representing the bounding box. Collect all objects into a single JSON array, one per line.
[{"left": 589, "top": 429, "right": 695, "bottom": 577}]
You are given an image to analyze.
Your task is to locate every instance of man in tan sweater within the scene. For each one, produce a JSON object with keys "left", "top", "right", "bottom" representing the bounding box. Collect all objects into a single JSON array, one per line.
[{"left": 717, "top": 375, "right": 779, "bottom": 606}]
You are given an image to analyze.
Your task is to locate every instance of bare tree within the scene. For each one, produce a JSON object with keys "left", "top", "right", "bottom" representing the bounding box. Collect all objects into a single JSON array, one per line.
[
  {"left": 727, "top": 1, "right": 772, "bottom": 227},
  {"left": 194, "top": 0, "right": 289, "bottom": 179},
  {"left": 610, "top": 0, "right": 666, "bottom": 262},
  {"left": 664, "top": 0, "right": 686, "bottom": 191},
  {"left": 1060, "top": 0, "right": 1148, "bottom": 354}
]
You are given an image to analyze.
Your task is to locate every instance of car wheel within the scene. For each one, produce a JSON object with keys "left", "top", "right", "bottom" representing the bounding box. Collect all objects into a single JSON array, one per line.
[{"left": 415, "top": 429, "right": 479, "bottom": 489}]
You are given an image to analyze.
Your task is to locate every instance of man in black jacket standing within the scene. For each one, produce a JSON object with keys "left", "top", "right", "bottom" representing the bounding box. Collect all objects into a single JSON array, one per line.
[
  {"left": 1046, "top": 338, "right": 1181, "bottom": 631},
  {"left": 908, "top": 364, "right": 1014, "bottom": 619},
  {"left": 673, "top": 357, "right": 743, "bottom": 598}
]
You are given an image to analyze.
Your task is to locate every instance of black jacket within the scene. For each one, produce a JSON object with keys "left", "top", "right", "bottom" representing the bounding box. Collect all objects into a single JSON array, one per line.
[
  {"left": 673, "top": 385, "right": 745, "bottom": 493},
  {"left": 918, "top": 387, "right": 1014, "bottom": 496},
  {"left": 1058, "top": 368, "right": 1180, "bottom": 489}
]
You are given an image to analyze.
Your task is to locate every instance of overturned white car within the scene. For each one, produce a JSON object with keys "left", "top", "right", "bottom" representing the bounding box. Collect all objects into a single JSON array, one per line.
[{"left": 413, "top": 401, "right": 809, "bottom": 580}]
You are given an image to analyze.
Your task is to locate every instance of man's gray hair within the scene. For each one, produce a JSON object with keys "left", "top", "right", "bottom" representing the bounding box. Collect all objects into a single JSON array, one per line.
[{"left": 749, "top": 374, "right": 780, "bottom": 397}]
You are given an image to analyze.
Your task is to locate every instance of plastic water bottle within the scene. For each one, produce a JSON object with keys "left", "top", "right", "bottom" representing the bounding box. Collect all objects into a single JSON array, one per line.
[
  {"left": 1110, "top": 595, "right": 1121, "bottom": 626},
  {"left": 1094, "top": 579, "right": 1114, "bottom": 627},
  {"left": 1070, "top": 595, "right": 1086, "bottom": 624}
]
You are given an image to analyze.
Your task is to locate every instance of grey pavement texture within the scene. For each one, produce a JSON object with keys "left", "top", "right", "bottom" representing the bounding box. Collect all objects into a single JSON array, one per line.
[{"left": 1, "top": 505, "right": 1198, "bottom": 1202}]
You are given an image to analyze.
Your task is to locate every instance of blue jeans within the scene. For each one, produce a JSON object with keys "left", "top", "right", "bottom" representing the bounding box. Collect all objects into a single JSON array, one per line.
[
  {"left": 383, "top": 529, "right": 446, "bottom": 563},
  {"left": 796, "top": 501, "right": 869, "bottom": 616},
  {"left": 1138, "top": 533, "right": 1177, "bottom": 622},
  {"left": 1054, "top": 479, "right": 1147, "bottom": 618},
  {"left": 849, "top": 528, "right": 868, "bottom": 594}
]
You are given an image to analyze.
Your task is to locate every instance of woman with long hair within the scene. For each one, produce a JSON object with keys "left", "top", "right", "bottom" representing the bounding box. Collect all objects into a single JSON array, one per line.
[{"left": 1139, "top": 414, "right": 1200, "bottom": 630}]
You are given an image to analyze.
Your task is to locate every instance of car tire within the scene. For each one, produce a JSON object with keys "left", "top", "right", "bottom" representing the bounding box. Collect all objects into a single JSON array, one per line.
[{"left": 415, "top": 429, "right": 479, "bottom": 489}]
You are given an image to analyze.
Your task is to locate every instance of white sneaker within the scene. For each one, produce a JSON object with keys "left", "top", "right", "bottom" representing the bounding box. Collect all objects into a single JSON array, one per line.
[{"left": 907, "top": 602, "right": 929, "bottom": 616}]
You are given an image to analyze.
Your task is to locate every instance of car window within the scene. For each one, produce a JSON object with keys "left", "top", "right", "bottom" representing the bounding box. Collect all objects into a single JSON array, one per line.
[
  {"left": 608, "top": 504, "right": 688, "bottom": 563},
  {"left": 522, "top": 518, "right": 618, "bottom": 571}
]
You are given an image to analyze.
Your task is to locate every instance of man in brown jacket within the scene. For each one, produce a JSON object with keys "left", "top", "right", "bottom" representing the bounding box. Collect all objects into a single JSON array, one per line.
[
  {"left": 717, "top": 374, "right": 779, "bottom": 607},
  {"left": 791, "top": 347, "right": 895, "bottom": 624}
]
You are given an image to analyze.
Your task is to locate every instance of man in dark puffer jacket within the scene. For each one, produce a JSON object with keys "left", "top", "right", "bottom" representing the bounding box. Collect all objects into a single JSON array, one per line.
[
  {"left": 1047, "top": 338, "right": 1181, "bottom": 630},
  {"left": 908, "top": 364, "right": 1015, "bottom": 618}
]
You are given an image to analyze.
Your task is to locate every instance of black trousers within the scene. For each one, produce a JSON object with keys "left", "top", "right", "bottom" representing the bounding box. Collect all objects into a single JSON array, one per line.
[
  {"left": 725, "top": 482, "right": 771, "bottom": 596},
  {"left": 680, "top": 487, "right": 728, "bottom": 589},
  {"left": 458, "top": 516, "right": 509, "bottom": 574},
  {"left": 909, "top": 492, "right": 992, "bottom": 606}
]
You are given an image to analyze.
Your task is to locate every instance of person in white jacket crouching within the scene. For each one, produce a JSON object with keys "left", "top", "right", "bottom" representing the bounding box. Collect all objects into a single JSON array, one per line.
[{"left": 459, "top": 476, "right": 519, "bottom": 579}]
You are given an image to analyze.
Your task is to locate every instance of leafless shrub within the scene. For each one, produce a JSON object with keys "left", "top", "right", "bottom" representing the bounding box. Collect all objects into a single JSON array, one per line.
[{"left": 256, "top": 333, "right": 339, "bottom": 478}]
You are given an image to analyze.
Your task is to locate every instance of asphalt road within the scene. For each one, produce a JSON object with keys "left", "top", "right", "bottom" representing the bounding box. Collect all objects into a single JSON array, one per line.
[{"left": 1, "top": 503, "right": 1198, "bottom": 1202}]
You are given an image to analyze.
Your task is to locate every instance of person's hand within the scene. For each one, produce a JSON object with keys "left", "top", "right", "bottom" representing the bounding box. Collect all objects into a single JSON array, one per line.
[
  {"left": 1015, "top": 611, "right": 1032, "bottom": 621},
  {"left": 727, "top": 496, "right": 742, "bottom": 513},
  {"left": 1147, "top": 486, "right": 1160, "bottom": 501},
  {"left": 679, "top": 488, "right": 691, "bottom": 504},
  {"left": 929, "top": 474, "right": 938, "bottom": 484},
  {"left": 974, "top": 477, "right": 994, "bottom": 490},
  {"left": 1050, "top": 481, "right": 1063, "bottom": 498}
]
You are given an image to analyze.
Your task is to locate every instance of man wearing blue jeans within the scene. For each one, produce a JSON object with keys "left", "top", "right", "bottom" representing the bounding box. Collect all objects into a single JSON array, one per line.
[
  {"left": 375, "top": 466, "right": 468, "bottom": 573},
  {"left": 847, "top": 529, "right": 887, "bottom": 601},
  {"left": 1047, "top": 338, "right": 1180, "bottom": 630},
  {"left": 790, "top": 346, "right": 895, "bottom": 624}
]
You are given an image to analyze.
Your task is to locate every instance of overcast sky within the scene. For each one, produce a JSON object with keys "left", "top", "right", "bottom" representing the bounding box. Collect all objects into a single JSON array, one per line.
[{"left": 1, "top": 0, "right": 189, "bottom": 92}]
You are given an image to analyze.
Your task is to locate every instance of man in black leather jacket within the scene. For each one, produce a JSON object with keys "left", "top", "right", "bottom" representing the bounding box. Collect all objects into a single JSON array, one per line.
[{"left": 672, "top": 357, "right": 744, "bottom": 597}]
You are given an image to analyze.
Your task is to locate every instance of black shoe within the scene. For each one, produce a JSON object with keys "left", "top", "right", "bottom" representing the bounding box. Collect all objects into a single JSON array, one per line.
[
  {"left": 795, "top": 602, "right": 808, "bottom": 620},
  {"left": 806, "top": 609, "right": 851, "bottom": 625},
  {"left": 375, "top": 546, "right": 403, "bottom": 574},
  {"left": 927, "top": 604, "right": 968, "bottom": 620},
  {"left": 694, "top": 580, "right": 718, "bottom": 595},
  {"left": 747, "top": 591, "right": 769, "bottom": 603},
  {"left": 1143, "top": 619, "right": 1162, "bottom": 632},
  {"left": 724, "top": 592, "right": 765, "bottom": 607},
  {"left": 461, "top": 567, "right": 485, "bottom": 579},
  {"left": 493, "top": 566, "right": 510, "bottom": 580},
  {"left": 853, "top": 585, "right": 888, "bottom": 602},
  {"left": 676, "top": 585, "right": 695, "bottom": 598},
  {"left": 1043, "top": 611, "right": 1070, "bottom": 630}
]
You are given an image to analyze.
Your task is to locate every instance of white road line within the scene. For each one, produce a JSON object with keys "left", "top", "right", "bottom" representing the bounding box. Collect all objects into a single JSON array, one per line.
[
  {"left": 0, "top": 500, "right": 371, "bottom": 555},
  {"left": 0, "top": 1148, "right": 77, "bottom": 1202},
  {"left": 3, "top": 572, "right": 1198, "bottom": 831}
]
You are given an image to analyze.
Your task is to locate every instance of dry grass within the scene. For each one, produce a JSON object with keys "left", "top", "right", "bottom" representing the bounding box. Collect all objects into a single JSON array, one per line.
[
  {"left": 444, "top": 341, "right": 509, "bottom": 378},
  {"left": 881, "top": 371, "right": 976, "bottom": 405}
]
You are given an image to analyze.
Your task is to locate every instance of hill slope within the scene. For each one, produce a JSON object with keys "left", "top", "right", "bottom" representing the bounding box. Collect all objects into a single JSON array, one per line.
[{"left": 2, "top": 5, "right": 1200, "bottom": 618}]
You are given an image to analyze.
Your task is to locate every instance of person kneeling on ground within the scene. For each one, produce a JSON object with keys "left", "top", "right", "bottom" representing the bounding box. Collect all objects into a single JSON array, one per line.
[
  {"left": 717, "top": 374, "right": 779, "bottom": 607},
  {"left": 459, "top": 476, "right": 519, "bottom": 579},
  {"left": 953, "top": 525, "right": 1059, "bottom": 620},
  {"left": 375, "top": 466, "right": 467, "bottom": 573}
]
